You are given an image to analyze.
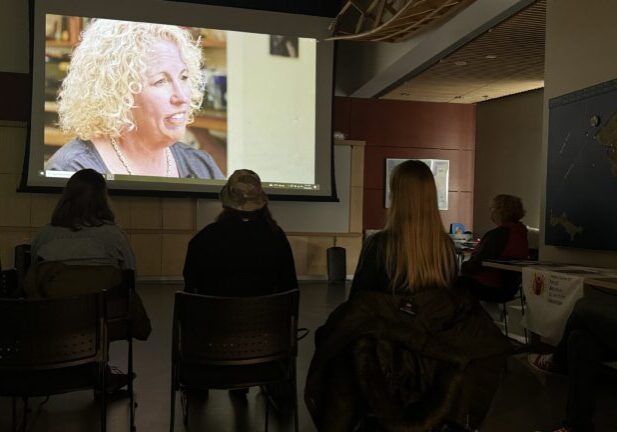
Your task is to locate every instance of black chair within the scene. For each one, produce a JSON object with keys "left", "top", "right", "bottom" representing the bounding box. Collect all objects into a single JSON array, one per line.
[
  {"left": 497, "top": 272, "right": 528, "bottom": 343},
  {"left": 0, "top": 292, "right": 108, "bottom": 432},
  {"left": 107, "top": 270, "right": 137, "bottom": 431},
  {"left": 14, "top": 244, "right": 32, "bottom": 291},
  {"left": 170, "top": 289, "right": 300, "bottom": 432},
  {"left": 1, "top": 268, "right": 19, "bottom": 298}
]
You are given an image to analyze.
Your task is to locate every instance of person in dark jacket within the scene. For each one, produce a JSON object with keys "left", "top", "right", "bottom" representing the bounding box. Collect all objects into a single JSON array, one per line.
[
  {"left": 183, "top": 169, "right": 298, "bottom": 399},
  {"left": 528, "top": 288, "right": 617, "bottom": 432},
  {"left": 183, "top": 169, "right": 297, "bottom": 296},
  {"left": 305, "top": 161, "right": 511, "bottom": 432},
  {"left": 459, "top": 194, "right": 529, "bottom": 303}
]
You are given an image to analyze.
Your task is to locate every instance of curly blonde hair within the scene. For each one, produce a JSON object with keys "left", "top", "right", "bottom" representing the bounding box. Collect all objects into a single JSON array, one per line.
[
  {"left": 492, "top": 194, "right": 525, "bottom": 223},
  {"left": 58, "top": 19, "right": 205, "bottom": 140}
]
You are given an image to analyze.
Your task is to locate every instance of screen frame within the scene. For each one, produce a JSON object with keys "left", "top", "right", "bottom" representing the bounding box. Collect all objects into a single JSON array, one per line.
[{"left": 20, "top": 0, "right": 338, "bottom": 202}]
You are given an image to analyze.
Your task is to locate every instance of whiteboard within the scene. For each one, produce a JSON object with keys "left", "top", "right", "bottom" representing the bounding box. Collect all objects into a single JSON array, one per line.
[
  {"left": 196, "top": 144, "right": 351, "bottom": 233},
  {"left": 384, "top": 158, "right": 449, "bottom": 210}
]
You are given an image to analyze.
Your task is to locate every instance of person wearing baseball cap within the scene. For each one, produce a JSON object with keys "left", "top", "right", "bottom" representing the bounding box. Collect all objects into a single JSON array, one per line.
[
  {"left": 182, "top": 169, "right": 298, "bottom": 399},
  {"left": 183, "top": 168, "right": 298, "bottom": 297}
]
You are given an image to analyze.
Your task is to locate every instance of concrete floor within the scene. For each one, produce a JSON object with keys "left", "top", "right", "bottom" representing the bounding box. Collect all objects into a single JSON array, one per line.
[{"left": 1, "top": 281, "right": 616, "bottom": 432}]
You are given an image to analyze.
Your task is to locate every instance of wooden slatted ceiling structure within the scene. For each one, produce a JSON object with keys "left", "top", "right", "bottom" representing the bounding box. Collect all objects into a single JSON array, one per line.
[
  {"left": 329, "top": 0, "right": 477, "bottom": 42},
  {"left": 383, "top": 0, "right": 546, "bottom": 103}
]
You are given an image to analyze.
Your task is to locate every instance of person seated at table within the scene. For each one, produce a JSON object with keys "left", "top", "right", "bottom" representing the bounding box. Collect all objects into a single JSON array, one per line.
[
  {"left": 458, "top": 194, "right": 529, "bottom": 303},
  {"left": 183, "top": 169, "right": 298, "bottom": 399},
  {"left": 305, "top": 161, "right": 511, "bottom": 432},
  {"left": 26, "top": 169, "right": 152, "bottom": 393},
  {"left": 528, "top": 289, "right": 617, "bottom": 432}
]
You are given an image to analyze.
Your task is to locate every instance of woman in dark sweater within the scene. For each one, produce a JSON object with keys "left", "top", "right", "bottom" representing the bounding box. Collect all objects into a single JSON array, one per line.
[
  {"left": 459, "top": 194, "right": 529, "bottom": 303},
  {"left": 183, "top": 169, "right": 297, "bottom": 297}
]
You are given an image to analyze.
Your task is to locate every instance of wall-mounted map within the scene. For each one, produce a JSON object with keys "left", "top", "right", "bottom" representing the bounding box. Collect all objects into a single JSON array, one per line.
[{"left": 546, "top": 78, "right": 617, "bottom": 251}]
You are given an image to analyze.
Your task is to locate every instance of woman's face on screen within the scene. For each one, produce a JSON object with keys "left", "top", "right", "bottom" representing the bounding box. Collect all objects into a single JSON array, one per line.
[{"left": 130, "top": 39, "right": 191, "bottom": 148}]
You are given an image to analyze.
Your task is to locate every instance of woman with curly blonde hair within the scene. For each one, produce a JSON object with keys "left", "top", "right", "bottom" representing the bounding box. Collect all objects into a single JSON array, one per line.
[
  {"left": 46, "top": 19, "right": 223, "bottom": 179},
  {"left": 460, "top": 194, "right": 529, "bottom": 302}
]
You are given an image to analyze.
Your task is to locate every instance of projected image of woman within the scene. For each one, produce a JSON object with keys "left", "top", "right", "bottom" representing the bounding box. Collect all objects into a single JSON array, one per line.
[{"left": 46, "top": 19, "right": 224, "bottom": 179}]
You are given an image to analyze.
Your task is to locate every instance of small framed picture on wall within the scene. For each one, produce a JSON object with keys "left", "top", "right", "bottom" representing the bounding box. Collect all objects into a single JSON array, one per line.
[
  {"left": 385, "top": 158, "right": 450, "bottom": 209},
  {"left": 269, "top": 35, "right": 299, "bottom": 58}
]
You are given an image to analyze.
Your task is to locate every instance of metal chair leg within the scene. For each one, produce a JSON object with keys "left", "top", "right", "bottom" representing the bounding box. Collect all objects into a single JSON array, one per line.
[
  {"left": 181, "top": 390, "right": 189, "bottom": 427},
  {"left": 21, "top": 397, "right": 29, "bottom": 432},
  {"left": 292, "top": 364, "right": 299, "bottom": 432},
  {"left": 11, "top": 397, "right": 17, "bottom": 432},
  {"left": 519, "top": 288, "right": 529, "bottom": 344},
  {"left": 169, "top": 388, "right": 176, "bottom": 432},
  {"left": 502, "top": 303, "right": 509, "bottom": 337},
  {"left": 264, "top": 392, "right": 270, "bottom": 432},
  {"left": 101, "top": 367, "right": 107, "bottom": 432},
  {"left": 128, "top": 338, "right": 136, "bottom": 431}
]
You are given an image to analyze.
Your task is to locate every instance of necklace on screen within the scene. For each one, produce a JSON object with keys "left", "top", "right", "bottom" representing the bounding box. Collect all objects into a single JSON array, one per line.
[{"left": 110, "top": 137, "right": 172, "bottom": 177}]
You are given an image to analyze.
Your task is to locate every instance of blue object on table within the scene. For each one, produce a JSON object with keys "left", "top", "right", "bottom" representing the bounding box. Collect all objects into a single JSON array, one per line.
[{"left": 450, "top": 223, "right": 465, "bottom": 235}]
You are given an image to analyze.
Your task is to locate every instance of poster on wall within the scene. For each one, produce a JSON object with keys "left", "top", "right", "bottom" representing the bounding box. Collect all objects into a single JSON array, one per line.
[
  {"left": 545, "top": 77, "right": 617, "bottom": 251},
  {"left": 385, "top": 158, "right": 449, "bottom": 209}
]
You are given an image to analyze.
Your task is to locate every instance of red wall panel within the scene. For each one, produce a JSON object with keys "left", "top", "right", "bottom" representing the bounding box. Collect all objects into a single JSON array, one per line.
[{"left": 334, "top": 96, "right": 476, "bottom": 231}]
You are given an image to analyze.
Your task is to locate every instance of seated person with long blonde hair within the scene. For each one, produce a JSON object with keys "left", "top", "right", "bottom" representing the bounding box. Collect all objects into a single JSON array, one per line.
[{"left": 305, "top": 161, "right": 511, "bottom": 432}]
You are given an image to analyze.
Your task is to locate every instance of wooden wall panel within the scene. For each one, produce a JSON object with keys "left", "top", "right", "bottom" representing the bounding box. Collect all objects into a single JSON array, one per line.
[
  {"left": 362, "top": 188, "right": 387, "bottom": 230},
  {"left": 0, "top": 72, "right": 29, "bottom": 122},
  {"left": 0, "top": 173, "right": 31, "bottom": 227},
  {"left": 343, "top": 97, "right": 476, "bottom": 150},
  {"left": 162, "top": 198, "right": 195, "bottom": 230},
  {"left": 130, "top": 234, "right": 162, "bottom": 276},
  {"left": 333, "top": 96, "right": 352, "bottom": 137},
  {"left": 458, "top": 149, "right": 475, "bottom": 192},
  {"left": 334, "top": 97, "right": 476, "bottom": 231}
]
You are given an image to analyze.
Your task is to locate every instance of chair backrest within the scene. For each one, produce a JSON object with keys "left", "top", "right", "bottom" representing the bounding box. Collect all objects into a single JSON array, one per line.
[
  {"left": 106, "top": 269, "right": 134, "bottom": 322},
  {"left": 106, "top": 269, "right": 135, "bottom": 343},
  {"left": 0, "top": 269, "right": 19, "bottom": 298},
  {"left": 14, "top": 244, "right": 32, "bottom": 289},
  {"left": 24, "top": 261, "right": 123, "bottom": 299},
  {"left": 0, "top": 293, "right": 106, "bottom": 370},
  {"left": 173, "top": 289, "right": 299, "bottom": 366}
]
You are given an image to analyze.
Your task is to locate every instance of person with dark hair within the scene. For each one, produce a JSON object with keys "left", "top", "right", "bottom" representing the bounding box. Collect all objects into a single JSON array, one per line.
[
  {"left": 183, "top": 169, "right": 297, "bottom": 400},
  {"left": 305, "top": 161, "right": 511, "bottom": 432},
  {"left": 183, "top": 169, "right": 297, "bottom": 297},
  {"left": 30, "top": 169, "right": 134, "bottom": 268},
  {"left": 27, "top": 169, "right": 151, "bottom": 393},
  {"left": 459, "top": 194, "right": 529, "bottom": 303}
]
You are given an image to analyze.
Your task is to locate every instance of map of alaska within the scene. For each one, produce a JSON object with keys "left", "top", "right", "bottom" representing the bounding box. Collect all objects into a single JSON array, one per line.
[
  {"left": 549, "top": 211, "right": 583, "bottom": 242},
  {"left": 594, "top": 111, "right": 617, "bottom": 176}
]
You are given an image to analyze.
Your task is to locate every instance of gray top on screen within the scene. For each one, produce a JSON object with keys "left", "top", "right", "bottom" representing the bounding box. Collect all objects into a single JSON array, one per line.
[{"left": 45, "top": 138, "right": 224, "bottom": 179}]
